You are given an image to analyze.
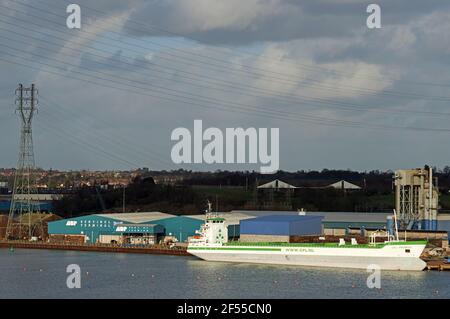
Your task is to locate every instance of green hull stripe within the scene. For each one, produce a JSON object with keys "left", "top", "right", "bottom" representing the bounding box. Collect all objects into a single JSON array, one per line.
[
  {"left": 188, "top": 247, "right": 281, "bottom": 251},
  {"left": 384, "top": 241, "right": 426, "bottom": 246}
]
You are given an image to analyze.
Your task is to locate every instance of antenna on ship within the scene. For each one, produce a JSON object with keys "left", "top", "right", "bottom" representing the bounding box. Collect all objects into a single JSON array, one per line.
[
  {"left": 392, "top": 209, "right": 400, "bottom": 241},
  {"left": 205, "top": 199, "right": 219, "bottom": 221},
  {"left": 207, "top": 200, "right": 212, "bottom": 214},
  {"left": 205, "top": 199, "right": 212, "bottom": 220}
]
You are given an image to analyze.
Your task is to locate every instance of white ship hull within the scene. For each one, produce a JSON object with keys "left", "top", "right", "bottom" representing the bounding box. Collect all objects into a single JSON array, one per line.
[{"left": 188, "top": 242, "right": 427, "bottom": 271}]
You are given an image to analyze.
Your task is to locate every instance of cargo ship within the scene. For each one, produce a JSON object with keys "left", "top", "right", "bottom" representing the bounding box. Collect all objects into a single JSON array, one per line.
[{"left": 187, "top": 210, "right": 427, "bottom": 271}]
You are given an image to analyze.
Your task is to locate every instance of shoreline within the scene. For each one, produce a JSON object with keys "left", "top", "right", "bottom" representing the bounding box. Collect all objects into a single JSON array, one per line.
[{"left": 0, "top": 240, "right": 190, "bottom": 256}]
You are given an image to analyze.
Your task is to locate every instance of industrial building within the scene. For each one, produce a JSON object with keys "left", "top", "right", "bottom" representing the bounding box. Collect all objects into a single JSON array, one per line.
[
  {"left": 187, "top": 210, "right": 396, "bottom": 238},
  {"left": 239, "top": 215, "right": 323, "bottom": 242},
  {"left": 394, "top": 166, "right": 439, "bottom": 230},
  {"left": 327, "top": 180, "right": 361, "bottom": 190},
  {"left": 228, "top": 210, "right": 391, "bottom": 236},
  {"left": 47, "top": 212, "right": 203, "bottom": 244},
  {"left": 257, "top": 179, "right": 297, "bottom": 189}
]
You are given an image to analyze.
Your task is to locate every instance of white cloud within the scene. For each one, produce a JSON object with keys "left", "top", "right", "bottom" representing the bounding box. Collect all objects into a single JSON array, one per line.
[{"left": 171, "top": 0, "right": 299, "bottom": 32}]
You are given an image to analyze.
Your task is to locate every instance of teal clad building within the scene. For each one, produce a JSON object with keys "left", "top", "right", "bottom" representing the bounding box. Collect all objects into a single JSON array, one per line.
[
  {"left": 152, "top": 216, "right": 203, "bottom": 242},
  {"left": 48, "top": 212, "right": 203, "bottom": 244}
]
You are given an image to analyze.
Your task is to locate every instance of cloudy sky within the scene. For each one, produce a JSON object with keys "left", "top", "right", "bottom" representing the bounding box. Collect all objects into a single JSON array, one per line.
[{"left": 1, "top": 0, "right": 450, "bottom": 172}]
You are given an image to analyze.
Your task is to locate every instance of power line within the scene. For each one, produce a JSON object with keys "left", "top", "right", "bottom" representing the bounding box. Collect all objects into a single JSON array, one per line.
[
  {"left": 35, "top": 116, "right": 143, "bottom": 169},
  {"left": 58, "top": 0, "right": 450, "bottom": 89},
  {"left": 1, "top": 24, "right": 449, "bottom": 119},
  {"left": 24, "top": 0, "right": 450, "bottom": 92},
  {"left": 2, "top": 0, "right": 450, "bottom": 102},
  {"left": 38, "top": 108, "right": 165, "bottom": 168},
  {"left": 0, "top": 13, "right": 447, "bottom": 127},
  {"left": 38, "top": 95, "right": 172, "bottom": 168},
  {"left": 0, "top": 45, "right": 382, "bottom": 128},
  {"left": 2, "top": 52, "right": 450, "bottom": 134},
  {"left": 0, "top": 13, "right": 448, "bottom": 133}
]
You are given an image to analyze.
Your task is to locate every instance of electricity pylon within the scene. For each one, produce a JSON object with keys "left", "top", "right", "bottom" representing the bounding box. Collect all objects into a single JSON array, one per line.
[{"left": 5, "top": 84, "right": 42, "bottom": 240}]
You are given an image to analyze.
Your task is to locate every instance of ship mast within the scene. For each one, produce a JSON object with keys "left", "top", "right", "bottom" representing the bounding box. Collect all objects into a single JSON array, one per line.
[{"left": 393, "top": 209, "right": 400, "bottom": 241}]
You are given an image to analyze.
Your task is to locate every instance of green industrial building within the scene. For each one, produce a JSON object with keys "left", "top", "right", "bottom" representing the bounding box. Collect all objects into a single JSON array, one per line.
[{"left": 48, "top": 212, "right": 203, "bottom": 244}]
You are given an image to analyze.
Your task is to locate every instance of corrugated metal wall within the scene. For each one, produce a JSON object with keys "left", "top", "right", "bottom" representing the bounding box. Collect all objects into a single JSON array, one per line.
[
  {"left": 438, "top": 220, "right": 450, "bottom": 241},
  {"left": 152, "top": 216, "right": 203, "bottom": 242},
  {"left": 48, "top": 215, "right": 121, "bottom": 243},
  {"left": 241, "top": 220, "right": 289, "bottom": 235},
  {"left": 240, "top": 215, "right": 323, "bottom": 236},
  {"left": 323, "top": 221, "right": 386, "bottom": 229},
  {"left": 48, "top": 214, "right": 204, "bottom": 243}
]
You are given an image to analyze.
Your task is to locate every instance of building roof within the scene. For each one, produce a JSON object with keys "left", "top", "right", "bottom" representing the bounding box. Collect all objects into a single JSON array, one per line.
[
  {"left": 257, "top": 179, "right": 296, "bottom": 189},
  {"left": 231, "top": 210, "right": 390, "bottom": 223},
  {"left": 242, "top": 214, "right": 323, "bottom": 223},
  {"left": 92, "top": 210, "right": 390, "bottom": 226},
  {"left": 184, "top": 214, "right": 205, "bottom": 221},
  {"left": 96, "top": 212, "right": 175, "bottom": 223},
  {"left": 187, "top": 212, "right": 255, "bottom": 225},
  {"left": 306, "top": 212, "right": 389, "bottom": 223},
  {"left": 327, "top": 180, "right": 361, "bottom": 190}
]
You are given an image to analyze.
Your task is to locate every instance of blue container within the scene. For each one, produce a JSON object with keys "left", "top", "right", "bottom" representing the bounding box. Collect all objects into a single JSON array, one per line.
[
  {"left": 386, "top": 216, "right": 394, "bottom": 235},
  {"left": 431, "top": 220, "right": 438, "bottom": 231},
  {"left": 421, "top": 219, "right": 439, "bottom": 231},
  {"left": 420, "top": 219, "right": 439, "bottom": 231},
  {"left": 240, "top": 215, "right": 323, "bottom": 236}
]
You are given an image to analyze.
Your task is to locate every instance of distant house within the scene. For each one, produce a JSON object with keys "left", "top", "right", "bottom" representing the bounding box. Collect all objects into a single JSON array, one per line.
[
  {"left": 327, "top": 180, "right": 361, "bottom": 190},
  {"left": 257, "top": 179, "right": 297, "bottom": 190}
]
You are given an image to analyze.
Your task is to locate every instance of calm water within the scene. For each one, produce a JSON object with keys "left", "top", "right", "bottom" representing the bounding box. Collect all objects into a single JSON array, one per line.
[{"left": 0, "top": 249, "right": 449, "bottom": 299}]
